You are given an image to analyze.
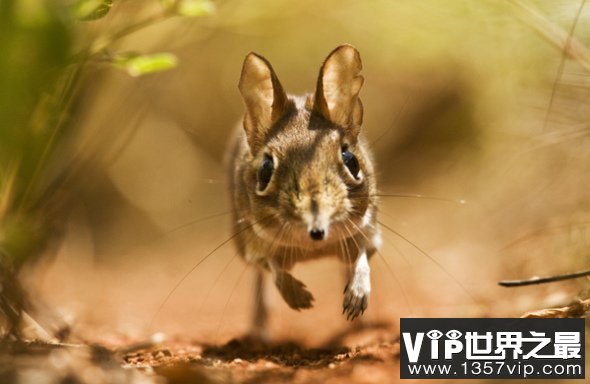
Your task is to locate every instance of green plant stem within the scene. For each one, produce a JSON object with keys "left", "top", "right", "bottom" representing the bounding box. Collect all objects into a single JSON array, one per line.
[
  {"left": 72, "top": 10, "right": 175, "bottom": 62},
  {"left": 19, "top": 9, "right": 176, "bottom": 214}
]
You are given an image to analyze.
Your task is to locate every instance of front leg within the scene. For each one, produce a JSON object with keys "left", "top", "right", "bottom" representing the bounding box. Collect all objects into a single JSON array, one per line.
[
  {"left": 268, "top": 259, "right": 314, "bottom": 310},
  {"left": 343, "top": 249, "right": 371, "bottom": 320}
]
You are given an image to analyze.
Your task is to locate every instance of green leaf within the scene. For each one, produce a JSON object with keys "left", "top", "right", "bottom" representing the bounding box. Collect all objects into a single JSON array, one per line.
[
  {"left": 72, "top": 0, "right": 113, "bottom": 21},
  {"left": 177, "top": 0, "right": 215, "bottom": 17},
  {"left": 113, "top": 53, "right": 178, "bottom": 77}
]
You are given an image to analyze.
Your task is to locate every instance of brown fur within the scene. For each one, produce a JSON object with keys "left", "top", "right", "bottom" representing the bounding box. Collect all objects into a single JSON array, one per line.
[{"left": 228, "top": 45, "right": 380, "bottom": 335}]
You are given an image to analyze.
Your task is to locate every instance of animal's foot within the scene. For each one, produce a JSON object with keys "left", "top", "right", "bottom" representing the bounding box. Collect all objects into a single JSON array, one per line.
[
  {"left": 246, "top": 326, "right": 271, "bottom": 345},
  {"left": 343, "top": 250, "right": 371, "bottom": 320},
  {"left": 274, "top": 272, "right": 315, "bottom": 310},
  {"left": 342, "top": 277, "right": 370, "bottom": 321}
]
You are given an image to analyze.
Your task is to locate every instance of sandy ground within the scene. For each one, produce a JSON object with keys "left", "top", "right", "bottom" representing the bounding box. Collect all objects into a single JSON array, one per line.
[{"left": 5, "top": 214, "right": 585, "bottom": 384}]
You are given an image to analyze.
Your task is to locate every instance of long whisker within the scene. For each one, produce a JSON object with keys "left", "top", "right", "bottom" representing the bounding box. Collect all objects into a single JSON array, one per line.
[
  {"left": 163, "top": 210, "right": 231, "bottom": 235},
  {"left": 353, "top": 193, "right": 469, "bottom": 206},
  {"left": 204, "top": 222, "right": 280, "bottom": 337},
  {"left": 340, "top": 225, "right": 353, "bottom": 272},
  {"left": 196, "top": 248, "right": 241, "bottom": 316},
  {"left": 499, "top": 221, "right": 590, "bottom": 252},
  {"left": 377, "top": 218, "right": 476, "bottom": 302},
  {"left": 277, "top": 222, "right": 291, "bottom": 335},
  {"left": 105, "top": 210, "right": 231, "bottom": 264},
  {"left": 298, "top": 240, "right": 310, "bottom": 306},
  {"left": 275, "top": 222, "right": 291, "bottom": 287},
  {"left": 369, "top": 96, "right": 410, "bottom": 146},
  {"left": 208, "top": 220, "right": 280, "bottom": 339},
  {"left": 214, "top": 258, "right": 250, "bottom": 341},
  {"left": 285, "top": 226, "right": 296, "bottom": 307},
  {"left": 272, "top": 221, "right": 289, "bottom": 257},
  {"left": 360, "top": 214, "right": 411, "bottom": 267},
  {"left": 341, "top": 219, "right": 361, "bottom": 257},
  {"left": 336, "top": 226, "right": 352, "bottom": 276},
  {"left": 259, "top": 220, "right": 288, "bottom": 291},
  {"left": 286, "top": 224, "right": 293, "bottom": 273},
  {"left": 216, "top": 219, "right": 288, "bottom": 341},
  {"left": 253, "top": 221, "right": 290, "bottom": 339},
  {"left": 346, "top": 218, "right": 414, "bottom": 314},
  {"left": 147, "top": 214, "right": 275, "bottom": 331},
  {"left": 375, "top": 193, "right": 468, "bottom": 206}
]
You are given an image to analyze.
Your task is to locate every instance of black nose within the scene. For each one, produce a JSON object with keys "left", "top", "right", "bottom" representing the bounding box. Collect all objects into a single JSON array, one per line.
[{"left": 309, "top": 228, "right": 325, "bottom": 241}]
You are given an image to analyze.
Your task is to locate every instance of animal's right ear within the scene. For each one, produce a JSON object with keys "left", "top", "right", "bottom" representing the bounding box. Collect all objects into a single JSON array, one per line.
[{"left": 238, "top": 52, "right": 288, "bottom": 153}]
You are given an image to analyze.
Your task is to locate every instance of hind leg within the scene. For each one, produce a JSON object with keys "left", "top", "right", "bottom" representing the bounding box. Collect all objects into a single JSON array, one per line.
[{"left": 250, "top": 268, "right": 269, "bottom": 341}]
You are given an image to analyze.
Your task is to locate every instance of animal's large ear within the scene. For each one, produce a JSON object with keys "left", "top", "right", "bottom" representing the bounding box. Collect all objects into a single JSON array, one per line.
[
  {"left": 312, "top": 45, "right": 364, "bottom": 138},
  {"left": 238, "top": 52, "right": 288, "bottom": 152}
]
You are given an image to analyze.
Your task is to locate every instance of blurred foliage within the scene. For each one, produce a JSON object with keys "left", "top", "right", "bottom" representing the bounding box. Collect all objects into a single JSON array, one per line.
[
  {"left": 161, "top": 0, "right": 215, "bottom": 17},
  {"left": 0, "top": 0, "right": 216, "bottom": 266},
  {"left": 112, "top": 52, "right": 178, "bottom": 77},
  {"left": 0, "top": 0, "right": 214, "bottom": 338},
  {"left": 72, "top": 0, "right": 113, "bottom": 21},
  {"left": 0, "top": 0, "right": 73, "bottom": 267}
]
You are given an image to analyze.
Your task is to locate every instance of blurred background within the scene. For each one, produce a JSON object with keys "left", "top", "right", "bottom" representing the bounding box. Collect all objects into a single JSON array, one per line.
[{"left": 2, "top": 0, "right": 590, "bottom": 350}]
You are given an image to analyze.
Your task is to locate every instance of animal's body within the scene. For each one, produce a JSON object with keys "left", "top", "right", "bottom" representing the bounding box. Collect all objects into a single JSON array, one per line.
[{"left": 228, "top": 45, "right": 381, "bottom": 338}]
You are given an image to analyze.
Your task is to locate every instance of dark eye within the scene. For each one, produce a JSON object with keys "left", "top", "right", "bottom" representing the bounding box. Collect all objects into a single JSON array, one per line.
[
  {"left": 258, "top": 154, "right": 274, "bottom": 191},
  {"left": 341, "top": 147, "right": 360, "bottom": 179}
]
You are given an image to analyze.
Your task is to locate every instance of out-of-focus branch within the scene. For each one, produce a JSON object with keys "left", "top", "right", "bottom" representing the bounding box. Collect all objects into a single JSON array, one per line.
[{"left": 499, "top": 268, "right": 590, "bottom": 287}]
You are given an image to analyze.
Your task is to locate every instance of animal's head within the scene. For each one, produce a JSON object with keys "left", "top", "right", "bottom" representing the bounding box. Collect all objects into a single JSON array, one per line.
[{"left": 238, "top": 45, "right": 376, "bottom": 247}]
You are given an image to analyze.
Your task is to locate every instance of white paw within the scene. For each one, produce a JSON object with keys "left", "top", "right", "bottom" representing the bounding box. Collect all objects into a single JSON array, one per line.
[{"left": 343, "top": 252, "right": 371, "bottom": 320}]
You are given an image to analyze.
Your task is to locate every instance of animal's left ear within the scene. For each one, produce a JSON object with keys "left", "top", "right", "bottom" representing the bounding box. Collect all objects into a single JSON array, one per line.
[{"left": 312, "top": 45, "right": 364, "bottom": 138}]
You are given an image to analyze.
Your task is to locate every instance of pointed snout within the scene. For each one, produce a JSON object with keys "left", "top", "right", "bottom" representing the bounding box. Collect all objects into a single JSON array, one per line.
[
  {"left": 297, "top": 190, "right": 335, "bottom": 242},
  {"left": 307, "top": 196, "right": 329, "bottom": 241}
]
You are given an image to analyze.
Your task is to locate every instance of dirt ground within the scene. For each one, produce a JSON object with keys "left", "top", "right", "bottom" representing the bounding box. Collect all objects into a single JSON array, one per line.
[
  {"left": 126, "top": 328, "right": 401, "bottom": 384},
  {"left": 0, "top": 330, "right": 399, "bottom": 384},
  {"left": 2, "top": 312, "right": 588, "bottom": 384},
  {"left": 5, "top": 253, "right": 590, "bottom": 384}
]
